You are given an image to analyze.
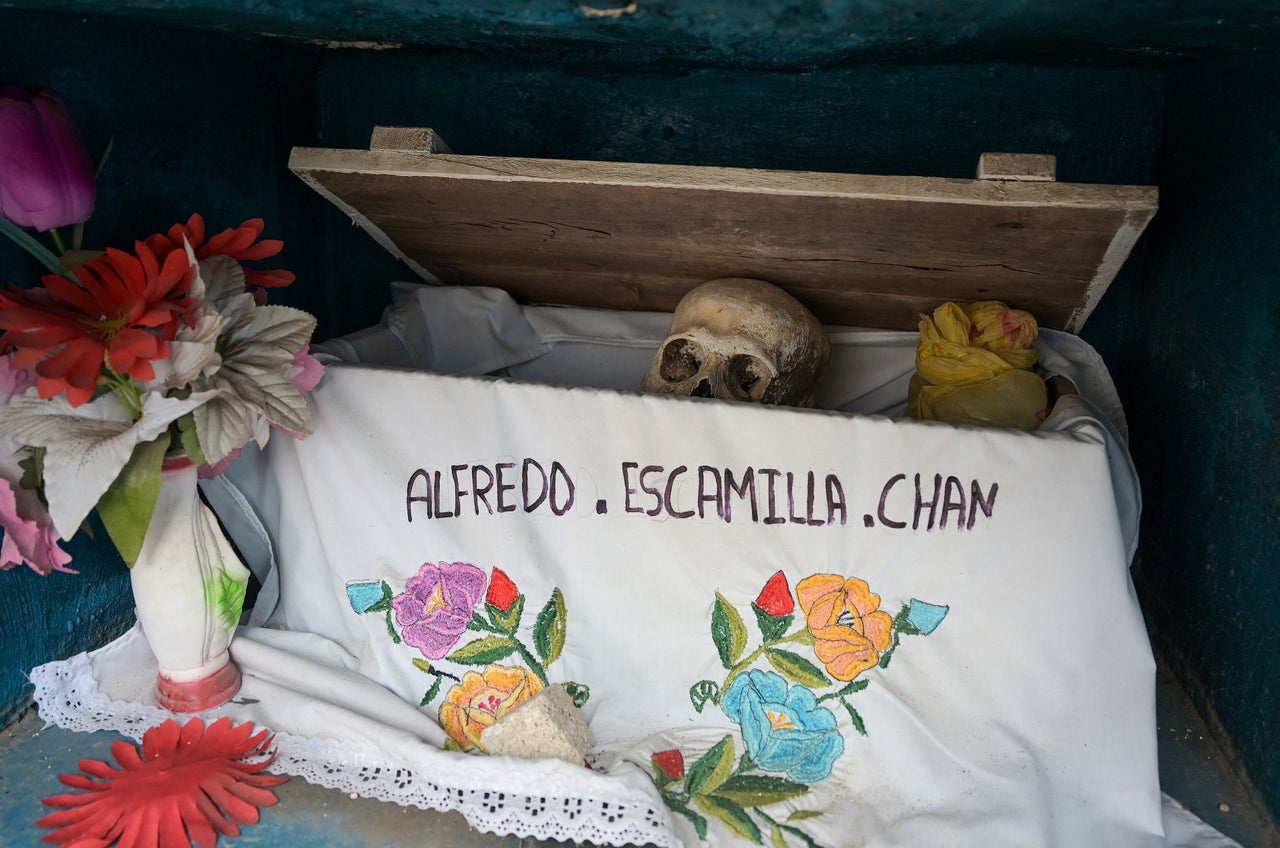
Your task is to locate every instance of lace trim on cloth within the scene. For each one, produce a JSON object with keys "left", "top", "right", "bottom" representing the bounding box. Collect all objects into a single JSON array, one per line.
[{"left": 29, "top": 645, "right": 678, "bottom": 848}]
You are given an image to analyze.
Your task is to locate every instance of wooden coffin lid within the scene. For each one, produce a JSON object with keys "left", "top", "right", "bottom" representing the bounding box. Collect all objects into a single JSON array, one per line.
[{"left": 289, "top": 127, "right": 1157, "bottom": 333}]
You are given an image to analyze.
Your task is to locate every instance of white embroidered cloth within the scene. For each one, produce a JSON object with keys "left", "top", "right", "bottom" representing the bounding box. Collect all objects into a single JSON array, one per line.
[{"left": 29, "top": 287, "right": 1237, "bottom": 847}]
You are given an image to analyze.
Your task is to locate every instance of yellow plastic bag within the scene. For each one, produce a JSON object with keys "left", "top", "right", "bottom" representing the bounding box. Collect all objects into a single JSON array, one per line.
[{"left": 905, "top": 301, "right": 1048, "bottom": 430}]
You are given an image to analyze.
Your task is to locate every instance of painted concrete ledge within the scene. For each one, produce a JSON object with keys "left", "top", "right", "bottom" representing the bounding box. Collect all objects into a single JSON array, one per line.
[
  {"left": 4, "top": 0, "right": 1280, "bottom": 67},
  {"left": 0, "top": 653, "right": 1275, "bottom": 848}
]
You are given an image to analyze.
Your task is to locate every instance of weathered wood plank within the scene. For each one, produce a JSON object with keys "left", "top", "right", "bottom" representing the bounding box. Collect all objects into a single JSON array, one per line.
[{"left": 289, "top": 140, "right": 1157, "bottom": 332}]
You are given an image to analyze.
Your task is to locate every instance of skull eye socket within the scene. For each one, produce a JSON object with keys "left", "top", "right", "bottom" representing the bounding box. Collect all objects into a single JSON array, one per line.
[
  {"left": 659, "top": 338, "right": 703, "bottom": 383},
  {"left": 727, "top": 354, "right": 770, "bottom": 401}
]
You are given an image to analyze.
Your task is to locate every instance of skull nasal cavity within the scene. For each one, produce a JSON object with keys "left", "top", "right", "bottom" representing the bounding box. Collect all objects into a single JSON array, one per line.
[
  {"left": 659, "top": 338, "right": 702, "bottom": 382},
  {"left": 690, "top": 378, "right": 715, "bottom": 398}
]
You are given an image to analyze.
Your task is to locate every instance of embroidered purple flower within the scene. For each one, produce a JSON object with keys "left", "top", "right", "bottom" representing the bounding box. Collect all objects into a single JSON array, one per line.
[
  {"left": 722, "top": 669, "right": 844, "bottom": 782},
  {"left": 0, "top": 86, "right": 95, "bottom": 231},
  {"left": 392, "top": 561, "right": 486, "bottom": 659}
]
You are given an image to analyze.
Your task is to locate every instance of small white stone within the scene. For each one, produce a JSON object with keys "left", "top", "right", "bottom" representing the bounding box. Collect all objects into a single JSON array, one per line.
[{"left": 483, "top": 686, "right": 590, "bottom": 765}]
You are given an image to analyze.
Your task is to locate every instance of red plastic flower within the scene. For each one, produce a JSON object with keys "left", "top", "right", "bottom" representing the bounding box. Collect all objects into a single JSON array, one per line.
[
  {"left": 486, "top": 566, "right": 520, "bottom": 613},
  {"left": 143, "top": 213, "right": 295, "bottom": 290},
  {"left": 37, "top": 716, "right": 287, "bottom": 848},
  {"left": 651, "top": 749, "right": 685, "bottom": 781},
  {"left": 0, "top": 243, "right": 195, "bottom": 405},
  {"left": 754, "top": 570, "right": 795, "bottom": 617}
]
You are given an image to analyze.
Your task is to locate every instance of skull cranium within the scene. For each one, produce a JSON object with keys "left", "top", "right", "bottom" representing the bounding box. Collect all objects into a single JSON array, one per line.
[{"left": 641, "top": 278, "right": 830, "bottom": 407}]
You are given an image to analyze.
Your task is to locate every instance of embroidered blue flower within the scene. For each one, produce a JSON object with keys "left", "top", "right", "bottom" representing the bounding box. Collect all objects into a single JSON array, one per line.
[
  {"left": 346, "top": 581, "right": 385, "bottom": 613},
  {"left": 905, "top": 598, "right": 949, "bottom": 635},
  {"left": 721, "top": 669, "right": 844, "bottom": 782}
]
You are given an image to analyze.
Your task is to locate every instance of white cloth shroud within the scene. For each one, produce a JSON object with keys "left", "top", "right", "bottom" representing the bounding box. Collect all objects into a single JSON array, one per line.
[{"left": 29, "top": 285, "right": 1236, "bottom": 848}]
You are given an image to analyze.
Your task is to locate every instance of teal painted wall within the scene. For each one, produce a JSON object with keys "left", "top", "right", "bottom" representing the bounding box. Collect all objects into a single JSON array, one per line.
[
  {"left": 0, "top": 0, "right": 1276, "bottom": 823},
  {"left": 1122, "top": 50, "right": 1280, "bottom": 817}
]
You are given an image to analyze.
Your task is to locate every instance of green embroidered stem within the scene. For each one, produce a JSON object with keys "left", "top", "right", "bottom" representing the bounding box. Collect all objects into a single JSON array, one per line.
[
  {"left": 720, "top": 628, "right": 813, "bottom": 697},
  {"left": 469, "top": 614, "right": 548, "bottom": 683},
  {"left": 754, "top": 809, "right": 827, "bottom": 848},
  {"left": 0, "top": 216, "right": 62, "bottom": 273},
  {"left": 511, "top": 636, "right": 549, "bottom": 684}
]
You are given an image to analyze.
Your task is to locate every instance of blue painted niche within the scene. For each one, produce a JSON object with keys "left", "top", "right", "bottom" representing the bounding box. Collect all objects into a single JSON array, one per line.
[{"left": 0, "top": 0, "right": 1276, "bottom": 826}]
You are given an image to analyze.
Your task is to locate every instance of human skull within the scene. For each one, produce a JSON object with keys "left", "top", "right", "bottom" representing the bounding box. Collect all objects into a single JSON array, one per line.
[{"left": 641, "top": 278, "right": 830, "bottom": 407}]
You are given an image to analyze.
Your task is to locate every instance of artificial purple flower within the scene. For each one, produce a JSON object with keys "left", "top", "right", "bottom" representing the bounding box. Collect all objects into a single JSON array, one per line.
[
  {"left": 392, "top": 561, "right": 487, "bottom": 659},
  {"left": 0, "top": 86, "right": 95, "bottom": 231}
]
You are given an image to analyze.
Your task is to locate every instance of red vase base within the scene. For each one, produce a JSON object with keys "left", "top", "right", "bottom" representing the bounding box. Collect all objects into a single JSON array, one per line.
[{"left": 156, "top": 662, "right": 242, "bottom": 713}]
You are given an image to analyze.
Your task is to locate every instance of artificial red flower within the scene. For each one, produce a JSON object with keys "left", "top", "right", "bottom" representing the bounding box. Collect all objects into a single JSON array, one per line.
[
  {"left": 651, "top": 749, "right": 685, "bottom": 781},
  {"left": 486, "top": 566, "right": 520, "bottom": 613},
  {"left": 143, "top": 213, "right": 295, "bottom": 290},
  {"left": 754, "top": 569, "right": 795, "bottom": 617},
  {"left": 0, "top": 243, "right": 195, "bottom": 405},
  {"left": 37, "top": 716, "right": 287, "bottom": 848}
]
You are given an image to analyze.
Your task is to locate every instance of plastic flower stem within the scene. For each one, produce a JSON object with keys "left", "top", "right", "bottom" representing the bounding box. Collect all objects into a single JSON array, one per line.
[
  {"left": 107, "top": 372, "right": 144, "bottom": 419},
  {"left": 0, "top": 216, "right": 62, "bottom": 273},
  {"left": 74, "top": 136, "right": 113, "bottom": 251},
  {"left": 720, "top": 628, "right": 815, "bottom": 696},
  {"left": 48, "top": 227, "right": 67, "bottom": 255}
]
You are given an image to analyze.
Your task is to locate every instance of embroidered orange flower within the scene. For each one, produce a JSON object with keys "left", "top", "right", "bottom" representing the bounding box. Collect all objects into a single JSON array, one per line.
[
  {"left": 796, "top": 574, "right": 894, "bottom": 682},
  {"left": 439, "top": 664, "right": 543, "bottom": 752},
  {"left": 0, "top": 243, "right": 195, "bottom": 405}
]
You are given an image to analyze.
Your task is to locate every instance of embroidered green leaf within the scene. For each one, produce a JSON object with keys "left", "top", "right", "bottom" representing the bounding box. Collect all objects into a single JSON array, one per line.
[
  {"left": 533, "top": 588, "right": 567, "bottom": 665},
  {"left": 419, "top": 675, "right": 442, "bottom": 706},
  {"left": 448, "top": 635, "right": 516, "bottom": 665},
  {"left": 684, "top": 735, "right": 736, "bottom": 797},
  {"left": 488, "top": 593, "right": 525, "bottom": 634},
  {"left": 786, "top": 810, "right": 825, "bottom": 822},
  {"left": 770, "top": 822, "right": 788, "bottom": 848},
  {"left": 775, "top": 818, "right": 826, "bottom": 848},
  {"left": 765, "top": 649, "right": 831, "bottom": 689},
  {"left": 562, "top": 681, "right": 590, "bottom": 707},
  {"left": 95, "top": 435, "right": 168, "bottom": 567},
  {"left": 412, "top": 658, "right": 433, "bottom": 674},
  {"left": 206, "top": 570, "right": 247, "bottom": 630},
  {"left": 690, "top": 680, "right": 719, "bottom": 713},
  {"left": 468, "top": 612, "right": 489, "bottom": 631},
  {"left": 666, "top": 800, "right": 709, "bottom": 841},
  {"left": 832, "top": 678, "right": 869, "bottom": 698},
  {"left": 693, "top": 794, "right": 761, "bottom": 843},
  {"left": 841, "top": 699, "right": 868, "bottom": 736},
  {"left": 711, "top": 774, "right": 810, "bottom": 809},
  {"left": 752, "top": 603, "right": 793, "bottom": 643},
  {"left": 712, "top": 592, "right": 748, "bottom": 669},
  {"left": 443, "top": 737, "right": 464, "bottom": 752}
]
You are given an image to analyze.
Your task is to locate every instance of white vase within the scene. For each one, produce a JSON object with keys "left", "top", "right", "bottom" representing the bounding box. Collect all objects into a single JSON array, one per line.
[{"left": 129, "top": 458, "right": 250, "bottom": 712}]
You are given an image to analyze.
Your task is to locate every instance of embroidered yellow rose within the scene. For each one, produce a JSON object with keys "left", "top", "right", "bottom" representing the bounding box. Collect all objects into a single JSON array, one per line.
[
  {"left": 439, "top": 664, "right": 543, "bottom": 752},
  {"left": 796, "top": 574, "right": 894, "bottom": 681}
]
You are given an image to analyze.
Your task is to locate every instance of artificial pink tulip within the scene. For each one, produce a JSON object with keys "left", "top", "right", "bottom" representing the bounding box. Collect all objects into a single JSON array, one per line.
[{"left": 0, "top": 86, "right": 96, "bottom": 231}]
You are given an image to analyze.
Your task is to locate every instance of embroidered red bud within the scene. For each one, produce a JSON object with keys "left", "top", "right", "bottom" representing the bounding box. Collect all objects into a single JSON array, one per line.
[
  {"left": 754, "top": 570, "right": 795, "bottom": 617},
  {"left": 486, "top": 566, "right": 520, "bottom": 613}
]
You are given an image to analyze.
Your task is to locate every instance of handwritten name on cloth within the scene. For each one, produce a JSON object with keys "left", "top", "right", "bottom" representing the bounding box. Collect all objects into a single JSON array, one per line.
[{"left": 188, "top": 363, "right": 1161, "bottom": 847}]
